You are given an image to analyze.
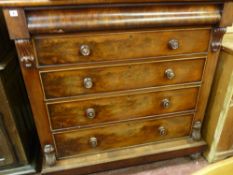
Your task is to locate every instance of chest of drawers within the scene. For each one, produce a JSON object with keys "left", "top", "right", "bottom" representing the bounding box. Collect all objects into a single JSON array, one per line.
[{"left": 1, "top": 1, "right": 232, "bottom": 174}]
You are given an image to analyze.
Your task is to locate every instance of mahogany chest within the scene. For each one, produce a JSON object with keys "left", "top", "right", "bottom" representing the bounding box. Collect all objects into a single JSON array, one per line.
[{"left": 0, "top": 0, "right": 232, "bottom": 174}]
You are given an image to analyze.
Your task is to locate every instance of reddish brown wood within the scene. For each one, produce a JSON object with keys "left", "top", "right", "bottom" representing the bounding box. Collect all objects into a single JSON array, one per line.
[
  {"left": 0, "top": 0, "right": 230, "bottom": 7},
  {"left": 15, "top": 39, "right": 53, "bottom": 147},
  {"left": 211, "top": 27, "right": 227, "bottom": 52},
  {"left": 54, "top": 115, "right": 193, "bottom": 158},
  {"left": 48, "top": 87, "right": 198, "bottom": 130},
  {"left": 42, "top": 143, "right": 206, "bottom": 175},
  {"left": 41, "top": 58, "right": 205, "bottom": 99},
  {"left": 27, "top": 5, "right": 220, "bottom": 34},
  {"left": 34, "top": 29, "right": 210, "bottom": 66},
  {"left": 1, "top": 1, "right": 231, "bottom": 174},
  {"left": 3, "top": 8, "right": 29, "bottom": 39}
]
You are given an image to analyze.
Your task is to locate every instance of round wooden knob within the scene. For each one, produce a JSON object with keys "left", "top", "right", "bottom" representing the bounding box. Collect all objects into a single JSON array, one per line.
[
  {"left": 168, "top": 39, "right": 179, "bottom": 50},
  {"left": 162, "top": 99, "right": 170, "bottom": 109},
  {"left": 80, "top": 44, "right": 91, "bottom": 56},
  {"left": 158, "top": 126, "right": 167, "bottom": 136},
  {"left": 83, "top": 77, "right": 93, "bottom": 89},
  {"left": 86, "top": 108, "right": 96, "bottom": 119},
  {"left": 165, "top": 69, "right": 175, "bottom": 80},
  {"left": 89, "top": 137, "right": 98, "bottom": 148}
]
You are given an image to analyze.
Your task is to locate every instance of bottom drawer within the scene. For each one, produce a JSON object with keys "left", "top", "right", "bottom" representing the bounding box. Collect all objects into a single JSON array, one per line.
[{"left": 54, "top": 114, "right": 193, "bottom": 159}]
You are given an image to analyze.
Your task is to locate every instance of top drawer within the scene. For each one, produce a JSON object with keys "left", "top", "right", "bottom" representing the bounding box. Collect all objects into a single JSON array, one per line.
[
  {"left": 34, "top": 29, "right": 210, "bottom": 66},
  {"left": 27, "top": 4, "right": 220, "bottom": 34}
]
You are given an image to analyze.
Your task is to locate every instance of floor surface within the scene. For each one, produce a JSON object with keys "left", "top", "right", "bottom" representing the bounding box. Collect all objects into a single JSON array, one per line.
[{"left": 91, "top": 156, "right": 208, "bottom": 175}]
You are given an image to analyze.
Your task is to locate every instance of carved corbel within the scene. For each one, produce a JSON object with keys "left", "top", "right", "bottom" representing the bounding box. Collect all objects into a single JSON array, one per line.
[
  {"left": 44, "top": 144, "right": 56, "bottom": 166},
  {"left": 211, "top": 27, "right": 227, "bottom": 52},
  {"left": 191, "top": 121, "right": 202, "bottom": 141},
  {"left": 15, "top": 39, "right": 35, "bottom": 68}
]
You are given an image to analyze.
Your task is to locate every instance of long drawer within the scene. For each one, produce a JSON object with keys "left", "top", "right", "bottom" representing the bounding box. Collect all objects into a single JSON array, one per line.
[
  {"left": 54, "top": 114, "right": 193, "bottom": 159},
  {"left": 48, "top": 87, "right": 199, "bottom": 130},
  {"left": 27, "top": 5, "right": 220, "bottom": 35},
  {"left": 41, "top": 58, "right": 205, "bottom": 99},
  {"left": 34, "top": 29, "right": 210, "bottom": 66}
]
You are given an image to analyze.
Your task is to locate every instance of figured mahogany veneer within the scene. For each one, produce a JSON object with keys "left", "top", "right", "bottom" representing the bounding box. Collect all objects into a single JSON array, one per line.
[
  {"left": 27, "top": 5, "right": 220, "bottom": 34},
  {"left": 34, "top": 29, "right": 210, "bottom": 66},
  {"left": 41, "top": 58, "right": 205, "bottom": 99},
  {"left": 54, "top": 114, "right": 193, "bottom": 158},
  {"left": 48, "top": 87, "right": 198, "bottom": 130},
  {"left": 1, "top": 1, "right": 232, "bottom": 174}
]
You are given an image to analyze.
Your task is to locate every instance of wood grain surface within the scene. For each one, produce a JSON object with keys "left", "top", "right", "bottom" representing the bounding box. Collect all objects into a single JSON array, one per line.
[
  {"left": 41, "top": 58, "right": 205, "bottom": 99},
  {"left": 27, "top": 5, "right": 220, "bottom": 34},
  {"left": 54, "top": 114, "right": 193, "bottom": 158},
  {"left": 34, "top": 29, "right": 210, "bottom": 66},
  {"left": 0, "top": 0, "right": 229, "bottom": 7},
  {"left": 48, "top": 87, "right": 198, "bottom": 130}
]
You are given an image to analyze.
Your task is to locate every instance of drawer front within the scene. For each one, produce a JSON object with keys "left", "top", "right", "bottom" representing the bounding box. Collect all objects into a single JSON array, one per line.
[
  {"left": 41, "top": 58, "right": 205, "bottom": 99},
  {"left": 48, "top": 87, "right": 198, "bottom": 130},
  {"left": 54, "top": 115, "right": 193, "bottom": 158},
  {"left": 27, "top": 5, "right": 220, "bottom": 35},
  {"left": 35, "top": 29, "right": 210, "bottom": 66},
  {"left": 0, "top": 116, "right": 15, "bottom": 167}
]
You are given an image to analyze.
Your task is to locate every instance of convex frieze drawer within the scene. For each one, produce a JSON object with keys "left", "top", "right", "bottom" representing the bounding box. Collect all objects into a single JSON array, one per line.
[{"left": 1, "top": 1, "right": 232, "bottom": 174}]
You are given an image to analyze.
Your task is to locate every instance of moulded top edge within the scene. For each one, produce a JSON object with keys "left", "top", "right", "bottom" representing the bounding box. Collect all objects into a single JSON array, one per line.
[{"left": 0, "top": 0, "right": 228, "bottom": 7}]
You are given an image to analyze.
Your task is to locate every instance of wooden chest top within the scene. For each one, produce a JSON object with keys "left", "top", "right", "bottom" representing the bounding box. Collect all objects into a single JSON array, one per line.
[{"left": 0, "top": 0, "right": 231, "bottom": 7}]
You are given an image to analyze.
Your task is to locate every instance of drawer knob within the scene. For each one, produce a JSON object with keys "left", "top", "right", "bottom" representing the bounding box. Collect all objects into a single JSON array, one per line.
[
  {"left": 89, "top": 137, "right": 98, "bottom": 148},
  {"left": 84, "top": 77, "right": 93, "bottom": 89},
  {"left": 162, "top": 99, "right": 170, "bottom": 109},
  {"left": 158, "top": 126, "right": 167, "bottom": 136},
  {"left": 168, "top": 39, "right": 179, "bottom": 50},
  {"left": 165, "top": 69, "right": 175, "bottom": 80},
  {"left": 80, "top": 45, "right": 91, "bottom": 56},
  {"left": 86, "top": 108, "right": 96, "bottom": 119}
]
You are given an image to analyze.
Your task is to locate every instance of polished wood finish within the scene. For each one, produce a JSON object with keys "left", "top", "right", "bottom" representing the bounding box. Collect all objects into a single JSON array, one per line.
[
  {"left": 1, "top": 0, "right": 232, "bottom": 174},
  {"left": 15, "top": 39, "right": 53, "bottom": 146},
  {"left": 41, "top": 58, "right": 205, "bottom": 99},
  {"left": 211, "top": 27, "right": 227, "bottom": 52},
  {"left": 34, "top": 29, "right": 210, "bottom": 66},
  {"left": 3, "top": 9, "right": 29, "bottom": 39},
  {"left": 54, "top": 115, "right": 193, "bottom": 158},
  {"left": 42, "top": 138, "right": 206, "bottom": 175},
  {"left": 48, "top": 87, "right": 198, "bottom": 130},
  {"left": 27, "top": 5, "right": 220, "bottom": 34},
  {"left": 0, "top": 0, "right": 231, "bottom": 7}
]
